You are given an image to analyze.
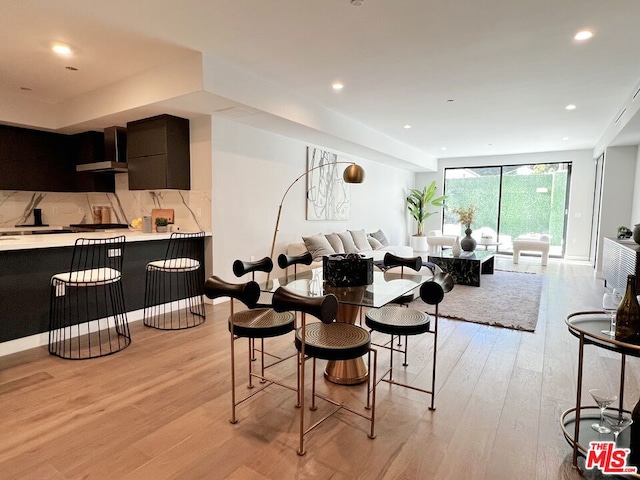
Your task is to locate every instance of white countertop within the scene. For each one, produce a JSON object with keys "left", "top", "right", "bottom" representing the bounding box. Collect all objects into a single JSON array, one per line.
[{"left": 0, "top": 229, "right": 211, "bottom": 251}]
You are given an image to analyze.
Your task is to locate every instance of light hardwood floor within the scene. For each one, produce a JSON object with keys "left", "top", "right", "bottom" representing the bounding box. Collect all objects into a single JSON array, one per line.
[{"left": 0, "top": 256, "right": 636, "bottom": 479}]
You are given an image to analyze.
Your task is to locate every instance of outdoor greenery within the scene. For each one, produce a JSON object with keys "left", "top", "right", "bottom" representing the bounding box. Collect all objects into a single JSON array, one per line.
[
  {"left": 444, "top": 169, "right": 568, "bottom": 246},
  {"left": 406, "top": 181, "right": 447, "bottom": 236}
]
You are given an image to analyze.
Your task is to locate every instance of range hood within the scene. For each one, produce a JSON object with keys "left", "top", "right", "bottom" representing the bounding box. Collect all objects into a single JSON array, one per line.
[{"left": 76, "top": 126, "right": 127, "bottom": 173}]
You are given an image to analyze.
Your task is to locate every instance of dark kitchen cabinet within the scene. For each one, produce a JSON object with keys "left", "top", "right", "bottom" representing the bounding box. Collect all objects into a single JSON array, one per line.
[
  {"left": 127, "top": 114, "right": 190, "bottom": 190},
  {"left": 0, "top": 124, "right": 73, "bottom": 191},
  {"left": 0, "top": 125, "right": 115, "bottom": 192}
]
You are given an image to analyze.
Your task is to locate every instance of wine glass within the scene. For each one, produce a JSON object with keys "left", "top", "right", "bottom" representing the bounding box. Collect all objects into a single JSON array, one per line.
[
  {"left": 603, "top": 412, "right": 633, "bottom": 445},
  {"left": 602, "top": 289, "right": 622, "bottom": 336},
  {"left": 590, "top": 388, "right": 618, "bottom": 433}
]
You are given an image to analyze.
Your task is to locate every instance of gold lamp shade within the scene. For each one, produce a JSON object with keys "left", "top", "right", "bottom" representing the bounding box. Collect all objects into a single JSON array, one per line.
[{"left": 343, "top": 163, "right": 365, "bottom": 184}]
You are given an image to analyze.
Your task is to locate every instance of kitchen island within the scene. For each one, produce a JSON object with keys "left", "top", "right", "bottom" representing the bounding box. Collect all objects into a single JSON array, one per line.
[{"left": 0, "top": 229, "right": 212, "bottom": 354}]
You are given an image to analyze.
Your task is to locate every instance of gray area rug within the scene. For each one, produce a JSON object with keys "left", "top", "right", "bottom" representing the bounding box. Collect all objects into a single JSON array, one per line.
[{"left": 412, "top": 270, "right": 543, "bottom": 332}]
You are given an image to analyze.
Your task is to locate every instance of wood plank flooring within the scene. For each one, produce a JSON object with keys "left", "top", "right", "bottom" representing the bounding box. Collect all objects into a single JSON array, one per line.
[{"left": 0, "top": 256, "right": 636, "bottom": 479}]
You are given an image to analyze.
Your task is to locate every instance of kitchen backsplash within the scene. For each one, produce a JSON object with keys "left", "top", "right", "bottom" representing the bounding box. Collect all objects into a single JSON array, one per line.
[{"left": 0, "top": 176, "right": 210, "bottom": 232}]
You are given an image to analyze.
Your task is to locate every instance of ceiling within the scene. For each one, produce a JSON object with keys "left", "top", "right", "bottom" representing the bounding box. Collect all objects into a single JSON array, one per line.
[{"left": 2, "top": 0, "right": 640, "bottom": 168}]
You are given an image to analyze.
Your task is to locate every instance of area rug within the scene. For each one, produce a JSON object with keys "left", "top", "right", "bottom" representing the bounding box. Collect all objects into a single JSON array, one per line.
[{"left": 411, "top": 271, "right": 543, "bottom": 332}]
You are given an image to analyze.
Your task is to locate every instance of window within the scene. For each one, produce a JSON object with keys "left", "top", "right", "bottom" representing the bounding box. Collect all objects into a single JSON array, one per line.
[{"left": 443, "top": 163, "right": 571, "bottom": 257}]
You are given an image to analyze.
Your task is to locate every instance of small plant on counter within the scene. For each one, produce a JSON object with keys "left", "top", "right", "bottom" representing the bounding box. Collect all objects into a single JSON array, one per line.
[{"left": 155, "top": 217, "right": 169, "bottom": 227}]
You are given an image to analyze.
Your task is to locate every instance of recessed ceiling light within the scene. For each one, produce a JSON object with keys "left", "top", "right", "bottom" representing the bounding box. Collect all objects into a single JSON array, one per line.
[
  {"left": 441, "top": 147, "right": 447, "bottom": 151},
  {"left": 562, "top": 136, "right": 570, "bottom": 141},
  {"left": 566, "top": 104, "right": 577, "bottom": 110},
  {"left": 574, "top": 30, "right": 593, "bottom": 41},
  {"left": 332, "top": 82, "right": 344, "bottom": 90},
  {"left": 403, "top": 125, "right": 411, "bottom": 129},
  {"left": 52, "top": 44, "right": 72, "bottom": 56}
]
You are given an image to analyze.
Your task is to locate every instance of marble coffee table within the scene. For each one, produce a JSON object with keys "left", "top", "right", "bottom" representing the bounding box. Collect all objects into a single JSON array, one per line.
[{"left": 427, "top": 250, "right": 495, "bottom": 287}]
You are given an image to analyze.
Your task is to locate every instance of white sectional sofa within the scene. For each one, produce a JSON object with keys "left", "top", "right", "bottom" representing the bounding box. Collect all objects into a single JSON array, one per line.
[{"left": 286, "top": 228, "right": 414, "bottom": 273}]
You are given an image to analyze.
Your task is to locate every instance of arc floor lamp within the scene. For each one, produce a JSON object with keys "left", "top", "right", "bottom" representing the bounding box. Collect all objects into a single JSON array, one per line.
[{"left": 266, "top": 162, "right": 366, "bottom": 284}]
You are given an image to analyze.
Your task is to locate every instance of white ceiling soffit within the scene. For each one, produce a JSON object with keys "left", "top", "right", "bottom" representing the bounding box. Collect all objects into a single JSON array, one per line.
[{"left": 1, "top": 1, "right": 640, "bottom": 167}]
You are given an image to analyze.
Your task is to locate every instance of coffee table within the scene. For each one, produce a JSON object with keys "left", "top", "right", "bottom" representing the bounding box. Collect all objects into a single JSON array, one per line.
[{"left": 427, "top": 250, "right": 494, "bottom": 287}]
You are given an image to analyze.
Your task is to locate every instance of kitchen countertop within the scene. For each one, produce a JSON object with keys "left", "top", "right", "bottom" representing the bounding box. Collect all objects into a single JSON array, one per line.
[{"left": 0, "top": 229, "right": 211, "bottom": 251}]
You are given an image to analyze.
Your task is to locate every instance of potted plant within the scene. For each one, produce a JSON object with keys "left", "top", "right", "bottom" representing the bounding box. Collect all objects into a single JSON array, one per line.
[
  {"left": 406, "top": 181, "right": 447, "bottom": 252},
  {"left": 155, "top": 217, "right": 169, "bottom": 233}
]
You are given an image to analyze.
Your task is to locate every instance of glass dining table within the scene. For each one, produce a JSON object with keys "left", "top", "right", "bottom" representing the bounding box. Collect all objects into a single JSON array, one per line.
[{"left": 261, "top": 266, "right": 435, "bottom": 385}]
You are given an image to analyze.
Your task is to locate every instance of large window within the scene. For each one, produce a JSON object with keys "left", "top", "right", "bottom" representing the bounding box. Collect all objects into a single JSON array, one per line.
[{"left": 443, "top": 163, "right": 571, "bottom": 257}]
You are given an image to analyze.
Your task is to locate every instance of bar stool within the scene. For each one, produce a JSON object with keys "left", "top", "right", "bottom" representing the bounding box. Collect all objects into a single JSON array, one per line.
[
  {"left": 272, "top": 286, "right": 377, "bottom": 456},
  {"left": 277, "top": 252, "right": 313, "bottom": 278},
  {"left": 365, "top": 272, "right": 453, "bottom": 410},
  {"left": 203, "top": 276, "right": 297, "bottom": 424},
  {"left": 49, "top": 236, "right": 131, "bottom": 359},
  {"left": 143, "top": 232, "right": 205, "bottom": 330}
]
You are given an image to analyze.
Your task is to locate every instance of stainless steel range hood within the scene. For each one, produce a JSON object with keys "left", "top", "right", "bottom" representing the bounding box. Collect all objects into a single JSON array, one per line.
[{"left": 76, "top": 126, "right": 127, "bottom": 173}]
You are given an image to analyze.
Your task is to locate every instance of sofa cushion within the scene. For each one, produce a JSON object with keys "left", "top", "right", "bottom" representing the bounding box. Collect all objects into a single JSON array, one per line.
[
  {"left": 349, "top": 229, "right": 372, "bottom": 252},
  {"left": 367, "top": 236, "right": 384, "bottom": 250},
  {"left": 325, "top": 233, "right": 345, "bottom": 253},
  {"left": 337, "top": 231, "right": 359, "bottom": 253},
  {"left": 302, "top": 234, "right": 335, "bottom": 260},
  {"left": 369, "top": 229, "right": 390, "bottom": 246}
]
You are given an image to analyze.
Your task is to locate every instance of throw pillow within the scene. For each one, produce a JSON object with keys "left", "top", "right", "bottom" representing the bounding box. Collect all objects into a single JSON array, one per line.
[
  {"left": 325, "top": 233, "right": 345, "bottom": 253},
  {"left": 367, "top": 236, "right": 384, "bottom": 250},
  {"left": 302, "top": 234, "right": 335, "bottom": 260},
  {"left": 349, "top": 229, "right": 372, "bottom": 252},
  {"left": 337, "top": 231, "right": 359, "bottom": 254},
  {"left": 369, "top": 229, "right": 390, "bottom": 246}
]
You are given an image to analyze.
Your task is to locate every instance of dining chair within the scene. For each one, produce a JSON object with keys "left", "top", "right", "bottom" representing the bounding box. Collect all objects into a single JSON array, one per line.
[
  {"left": 233, "top": 256, "right": 274, "bottom": 307},
  {"left": 143, "top": 232, "right": 206, "bottom": 330},
  {"left": 277, "top": 251, "right": 313, "bottom": 278},
  {"left": 49, "top": 236, "right": 131, "bottom": 359},
  {"left": 375, "top": 252, "right": 425, "bottom": 355},
  {"left": 365, "top": 272, "right": 453, "bottom": 410},
  {"left": 203, "top": 276, "right": 298, "bottom": 424},
  {"left": 233, "top": 256, "right": 280, "bottom": 363},
  {"left": 272, "top": 286, "right": 377, "bottom": 456}
]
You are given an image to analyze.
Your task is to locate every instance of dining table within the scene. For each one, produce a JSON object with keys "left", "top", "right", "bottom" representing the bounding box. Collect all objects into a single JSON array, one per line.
[{"left": 262, "top": 266, "right": 435, "bottom": 385}]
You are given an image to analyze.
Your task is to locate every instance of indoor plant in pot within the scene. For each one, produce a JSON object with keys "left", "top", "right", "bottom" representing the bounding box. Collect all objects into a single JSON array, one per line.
[
  {"left": 155, "top": 217, "right": 169, "bottom": 233},
  {"left": 451, "top": 205, "right": 477, "bottom": 252},
  {"left": 406, "top": 181, "right": 447, "bottom": 252}
]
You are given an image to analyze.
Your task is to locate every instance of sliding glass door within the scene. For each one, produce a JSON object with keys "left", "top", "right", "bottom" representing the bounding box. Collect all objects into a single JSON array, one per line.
[{"left": 443, "top": 163, "right": 571, "bottom": 257}]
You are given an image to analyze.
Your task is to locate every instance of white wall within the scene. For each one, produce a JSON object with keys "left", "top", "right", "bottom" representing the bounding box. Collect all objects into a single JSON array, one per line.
[
  {"left": 416, "top": 150, "right": 596, "bottom": 260},
  {"left": 211, "top": 116, "right": 415, "bottom": 280},
  {"left": 631, "top": 147, "right": 640, "bottom": 226},
  {"left": 597, "top": 145, "right": 639, "bottom": 273}
]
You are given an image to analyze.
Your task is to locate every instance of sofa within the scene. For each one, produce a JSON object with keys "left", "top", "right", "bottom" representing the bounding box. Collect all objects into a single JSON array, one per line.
[{"left": 286, "top": 229, "right": 414, "bottom": 273}]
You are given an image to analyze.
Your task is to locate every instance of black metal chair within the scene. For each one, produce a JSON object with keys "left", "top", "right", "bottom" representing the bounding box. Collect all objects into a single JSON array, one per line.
[
  {"left": 143, "top": 232, "right": 206, "bottom": 330},
  {"left": 277, "top": 252, "right": 313, "bottom": 278},
  {"left": 49, "top": 236, "right": 131, "bottom": 359},
  {"left": 204, "top": 276, "right": 297, "bottom": 424},
  {"left": 233, "top": 256, "right": 274, "bottom": 307},
  {"left": 272, "top": 286, "right": 377, "bottom": 456},
  {"left": 382, "top": 252, "right": 423, "bottom": 305},
  {"left": 365, "top": 272, "right": 453, "bottom": 410}
]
